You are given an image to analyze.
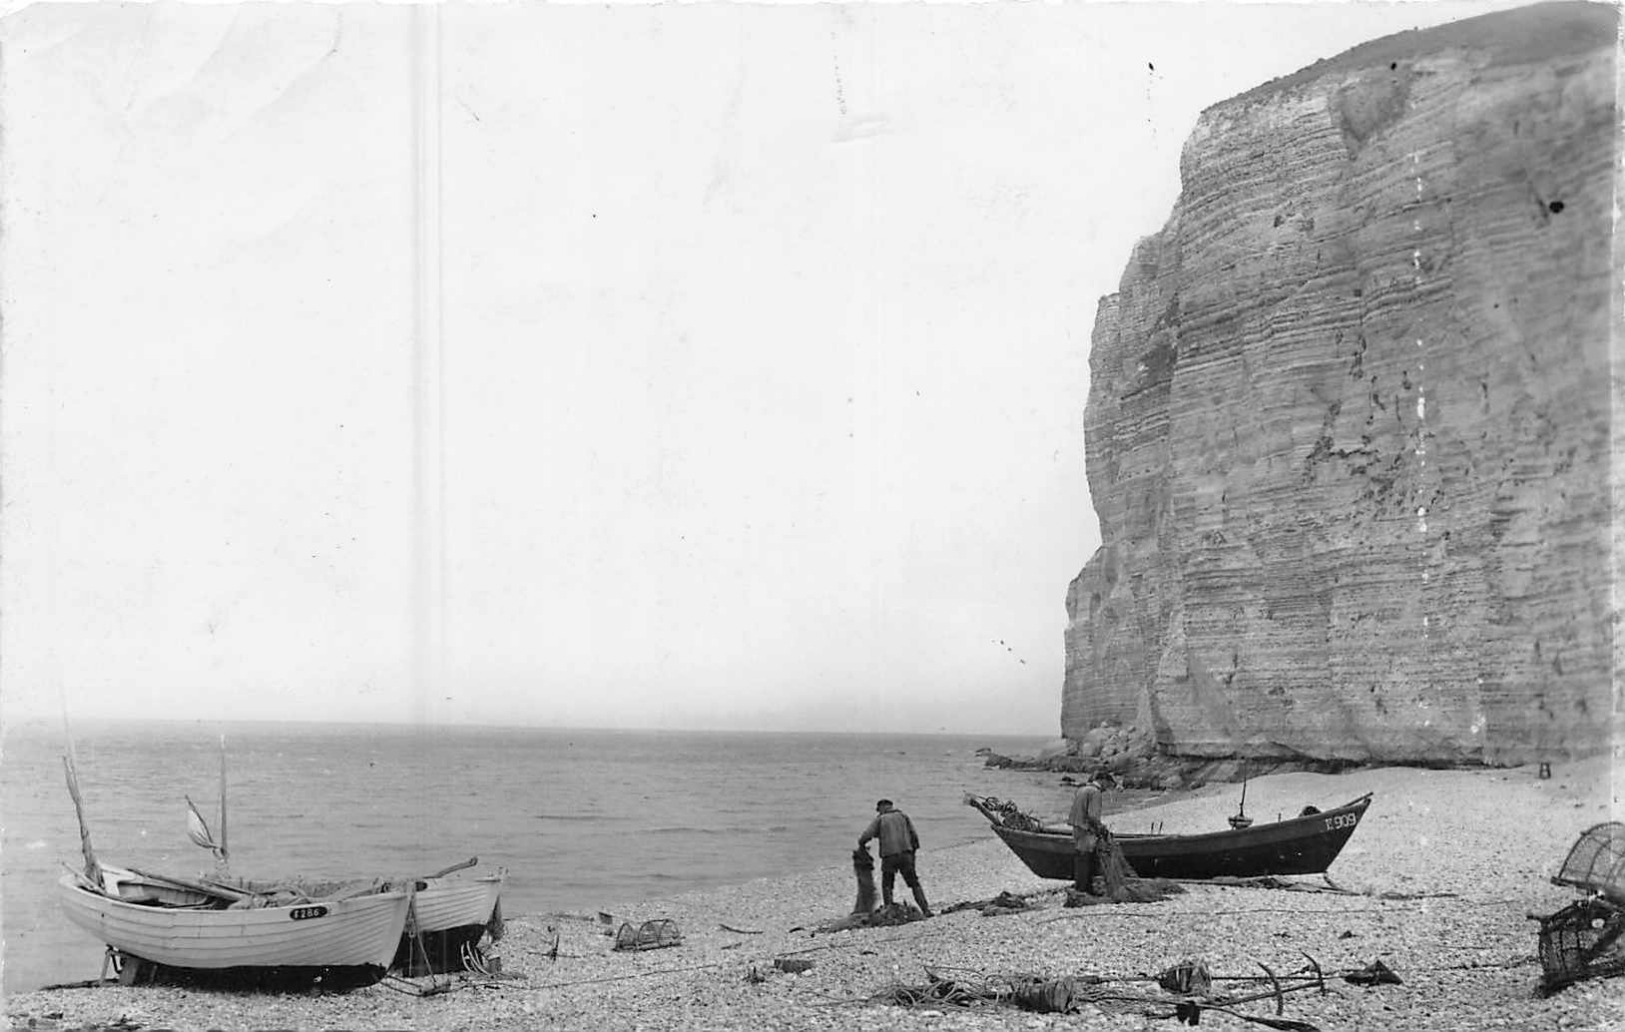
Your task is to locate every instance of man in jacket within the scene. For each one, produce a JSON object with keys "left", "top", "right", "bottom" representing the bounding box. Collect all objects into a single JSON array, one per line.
[
  {"left": 1070, "top": 773, "right": 1105, "bottom": 895},
  {"left": 858, "top": 799, "right": 932, "bottom": 917}
]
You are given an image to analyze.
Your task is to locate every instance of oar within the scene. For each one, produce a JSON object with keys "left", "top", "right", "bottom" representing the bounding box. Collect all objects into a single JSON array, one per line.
[
  {"left": 423, "top": 856, "right": 478, "bottom": 879},
  {"left": 125, "top": 867, "right": 253, "bottom": 902}
]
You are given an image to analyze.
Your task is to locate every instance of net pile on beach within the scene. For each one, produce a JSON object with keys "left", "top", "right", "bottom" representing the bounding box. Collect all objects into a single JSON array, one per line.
[
  {"left": 940, "top": 890, "right": 1034, "bottom": 917},
  {"left": 222, "top": 876, "right": 396, "bottom": 908},
  {"left": 1071, "top": 825, "right": 1183, "bottom": 906},
  {"left": 867, "top": 962, "right": 1327, "bottom": 1030},
  {"left": 813, "top": 902, "right": 927, "bottom": 934}
]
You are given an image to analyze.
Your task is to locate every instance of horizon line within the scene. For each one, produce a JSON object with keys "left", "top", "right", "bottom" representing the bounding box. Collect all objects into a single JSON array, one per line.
[{"left": 2, "top": 713, "right": 1060, "bottom": 740}]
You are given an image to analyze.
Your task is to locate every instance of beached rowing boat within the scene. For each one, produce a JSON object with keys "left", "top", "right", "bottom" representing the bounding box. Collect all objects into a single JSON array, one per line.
[
  {"left": 393, "top": 868, "right": 507, "bottom": 975},
  {"left": 175, "top": 741, "right": 505, "bottom": 970},
  {"left": 83, "top": 861, "right": 506, "bottom": 979},
  {"left": 58, "top": 869, "right": 413, "bottom": 985},
  {"left": 58, "top": 741, "right": 504, "bottom": 985},
  {"left": 967, "top": 792, "right": 1373, "bottom": 881},
  {"left": 413, "top": 871, "right": 504, "bottom": 933}
]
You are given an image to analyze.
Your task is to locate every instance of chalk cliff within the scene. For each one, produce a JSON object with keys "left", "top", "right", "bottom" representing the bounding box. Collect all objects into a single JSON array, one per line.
[{"left": 1062, "top": 2, "right": 1619, "bottom": 765}]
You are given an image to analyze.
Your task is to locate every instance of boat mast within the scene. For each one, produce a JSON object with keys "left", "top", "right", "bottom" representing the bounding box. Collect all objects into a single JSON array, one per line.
[
  {"left": 1228, "top": 766, "right": 1254, "bottom": 830},
  {"left": 61, "top": 753, "right": 101, "bottom": 887},
  {"left": 59, "top": 705, "right": 102, "bottom": 888},
  {"left": 217, "top": 735, "right": 230, "bottom": 873}
]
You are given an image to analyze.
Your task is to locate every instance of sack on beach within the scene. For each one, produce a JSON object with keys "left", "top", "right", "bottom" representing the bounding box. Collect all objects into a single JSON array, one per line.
[{"left": 1010, "top": 975, "right": 1079, "bottom": 1013}]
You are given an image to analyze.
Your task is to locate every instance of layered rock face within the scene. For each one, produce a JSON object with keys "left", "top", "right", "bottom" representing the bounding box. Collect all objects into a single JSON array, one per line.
[{"left": 1063, "top": 3, "right": 1618, "bottom": 765}]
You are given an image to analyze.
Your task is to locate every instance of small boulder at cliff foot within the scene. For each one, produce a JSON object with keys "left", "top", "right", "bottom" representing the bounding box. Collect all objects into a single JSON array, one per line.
[{"left": 1036, "top": 738, "right": 1075, "bottom": 761}]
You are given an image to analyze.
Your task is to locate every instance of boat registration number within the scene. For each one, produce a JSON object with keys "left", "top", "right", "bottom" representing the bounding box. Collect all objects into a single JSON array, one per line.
[
  {"left": 1323, "top": 813, "right": 1358, "bottom": 831},
  {"left": 288, "top": 906, "right": 329, "bottom": 921}
]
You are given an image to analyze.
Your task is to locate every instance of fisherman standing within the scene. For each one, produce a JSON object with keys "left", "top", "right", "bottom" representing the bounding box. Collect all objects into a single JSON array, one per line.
[
  {"left": 858, "top": 799, "right": 932, "bottom": 917},
  {"left": 1070, "top": 772, "right": 1105, "bottom": 895}
]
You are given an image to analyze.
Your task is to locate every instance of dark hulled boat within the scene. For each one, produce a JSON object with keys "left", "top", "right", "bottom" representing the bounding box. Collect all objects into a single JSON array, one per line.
[{"left": 967, "top": 792, "right": 1373, "bottom": 881}]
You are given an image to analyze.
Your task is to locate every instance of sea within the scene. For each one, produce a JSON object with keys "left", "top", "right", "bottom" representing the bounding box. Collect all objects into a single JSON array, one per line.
[{"left": 0, "top": 719, "right": 1089, "bottom": 996}]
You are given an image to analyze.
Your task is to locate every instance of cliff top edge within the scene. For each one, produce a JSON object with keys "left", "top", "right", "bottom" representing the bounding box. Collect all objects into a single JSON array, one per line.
[{"left": 1210, "top": 0, "right": 1619, "bottom": 115}]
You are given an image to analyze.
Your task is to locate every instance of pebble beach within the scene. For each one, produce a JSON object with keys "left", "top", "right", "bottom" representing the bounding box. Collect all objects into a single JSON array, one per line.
[{"left": 8, "top": 756, "right": 1624, "bottom": 1032}]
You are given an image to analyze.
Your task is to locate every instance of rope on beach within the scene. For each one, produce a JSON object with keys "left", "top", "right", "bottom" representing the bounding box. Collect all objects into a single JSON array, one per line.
[
  {"left": 525, "top": 920, "right": 965, "bottom": 992},
  {"left": 1038, "top": 893, "right": 1533, "bottom": 924},
  {"left": 860, "top": 964, "right": 1327, "bottom": 1030},
  {"left": 380, "top": 973, "right": 473, "bottom": 996},
  {"left": 529, "top": 960, "right": 736, "bottom": 990}
]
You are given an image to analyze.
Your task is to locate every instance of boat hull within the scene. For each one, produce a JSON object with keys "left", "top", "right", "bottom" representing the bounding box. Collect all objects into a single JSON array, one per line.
[
  {"left": 986, "top": 794, "right": 1372, "bottom": 882},
  {"left": 412, "top": 873, "right": 503, "bottom": 933},
  {"left": 394, "top": 873, "right": 505, "bottom": 975},
  {"left": 58, "top": 876, "right": 413, "bottom": 974}
]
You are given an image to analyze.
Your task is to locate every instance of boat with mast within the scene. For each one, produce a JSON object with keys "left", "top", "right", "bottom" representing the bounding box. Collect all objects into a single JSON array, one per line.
[
  {"left": 56, "top": 737, "right": 502, "bottom": 986},
  {"left": 966, "top": 791, "right": 1373, "bottom": 882}
]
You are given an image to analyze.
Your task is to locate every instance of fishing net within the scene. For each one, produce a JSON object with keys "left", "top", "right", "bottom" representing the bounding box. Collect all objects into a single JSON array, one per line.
[
  {"left": 1065, "top": 825, "right": 1184, "bottom": 905},
  {"left": 936, "top": 890, "right": 1033, "bottom": 917},
  {"left": 965, "top": 795, "right": 1046, "bottom": 832},
  {"left": 1096, "top": 824, "right": 1136, "bottom": 894},
  {"left": 869, "top": 970, "right": 1087, "bottom": 1013},
  {"left": 851, "top": 847, "right": 878, "bottom": 915},
  {"left": 223, "top": 877, "right": 393, "bottom": 908},
  {"left": 813, "top": 902, "right": 925, "bottom": 934}
]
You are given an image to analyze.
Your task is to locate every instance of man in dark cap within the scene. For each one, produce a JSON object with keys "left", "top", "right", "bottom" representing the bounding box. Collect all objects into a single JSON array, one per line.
[
  {"left": 858, "top": 798, "right": 931, "bottom": 917},
  {"left": 1070, "top": 772, "right": 1105, "bottom": 894}
]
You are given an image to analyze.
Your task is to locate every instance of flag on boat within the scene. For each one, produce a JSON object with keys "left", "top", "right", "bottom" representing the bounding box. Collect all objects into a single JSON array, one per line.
[{"left": 186, "top": 795, "right": 224, "bottom": 858}]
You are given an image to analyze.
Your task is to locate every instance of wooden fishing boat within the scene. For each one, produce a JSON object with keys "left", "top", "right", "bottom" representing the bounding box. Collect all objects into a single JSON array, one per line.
[
  {"left": 393, "top": 869, "right": 507, "bottom": 975},
  {"left": 87, "top": 861, "right": 505, "bottom": 979},
  {"left": 55, "top": 742, "right": 490, "bottom": 986},
  {"left": 413, "top": 871, "right": 504, "bottom": 933},
  {"left": 967, "top": 792, "right": 1373, "bottom": 881},
  {"left": 185, "top": 742, "right": 506, "bottom": 968},
  {"left": 58, "top": 870, "right": 413, "bottom": 985}
]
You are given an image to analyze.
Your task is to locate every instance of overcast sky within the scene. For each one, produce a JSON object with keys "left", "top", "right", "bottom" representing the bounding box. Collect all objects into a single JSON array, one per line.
[{"left": 0, "top": 0, "right": 1539, "bottom": 736}]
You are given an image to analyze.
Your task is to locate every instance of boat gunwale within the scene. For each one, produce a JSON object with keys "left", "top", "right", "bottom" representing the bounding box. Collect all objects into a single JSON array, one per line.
[
  {"left": 1011, "top": 793, "right": 1374, "bottom": 848},
  {"left": 57, "top": 874, "right": 413, "bottom": 922}
]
